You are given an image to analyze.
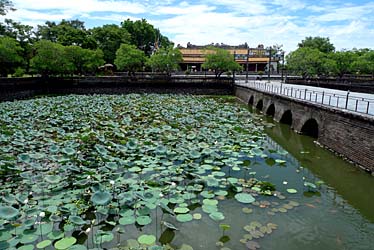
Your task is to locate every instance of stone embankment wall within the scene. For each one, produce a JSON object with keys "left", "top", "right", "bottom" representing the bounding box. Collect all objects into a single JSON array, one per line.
[
  {"left": 0, "top": 76, "right": 234, "bottom": 101},
  {"left": 235, "top": 85, "right": 374, "bottom": 173}
]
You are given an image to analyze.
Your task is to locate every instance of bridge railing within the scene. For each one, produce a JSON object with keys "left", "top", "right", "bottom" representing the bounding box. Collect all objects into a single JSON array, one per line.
[{"left": 238, "top": 81, "right": 374, "bottom": 116}]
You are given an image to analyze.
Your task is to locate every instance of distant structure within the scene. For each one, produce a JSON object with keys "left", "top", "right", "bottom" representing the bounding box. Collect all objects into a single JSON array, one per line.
[{"left": 177, "top": 43, "right": 280, "bottom": 72}]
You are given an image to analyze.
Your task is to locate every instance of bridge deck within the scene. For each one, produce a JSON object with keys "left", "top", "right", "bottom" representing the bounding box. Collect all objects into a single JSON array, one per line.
[{"left": 235, "top": 80, "right": 374, "bottom": 116}]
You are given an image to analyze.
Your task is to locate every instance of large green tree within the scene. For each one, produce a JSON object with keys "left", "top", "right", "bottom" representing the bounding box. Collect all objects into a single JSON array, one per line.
[
  {"left": 329, "top": 51, "right": 358, "bottom": 78},
  {"left": 202, "top": 48, "right": 242, "bottom": 78},
  {"left": 1, "top": 19, "right": 34, "bottom": 72},
  {"left": 64, "top": 45, "right": 104, "bottom": 75},
  {"left": 286, "top": 47, "right": 336, "bottom": 78},
  {"left": 30, "top": 40, "right": 69, "bottom": 76},
  {"left": 114, "top": 44, "right": 146, "bottom": 74},
  {"left": 0, "top": 0, "right": 15, "bottom": 15},
  {"left": 35, "top": 19, "right": 97, "bottom": 49},
  {"left": 146, "top": 47, "right": 182, "bottom": 74},
  {"left": 353, "top": 50, "right": 374, "bottom": 76},
  {"left": 0, "top": 36, "right": 23, "bottom": 76},
  {"left": 298, "top": 36, "right": 335, "bottom": 54},
  {"left": 91, "top": 24, "right": 130, "bottom": 64},
  {"left": 122, "top": 18, "right": 173, "bottom": 56}
]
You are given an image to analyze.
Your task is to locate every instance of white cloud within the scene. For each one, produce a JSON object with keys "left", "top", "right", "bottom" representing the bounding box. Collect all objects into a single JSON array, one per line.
[{"left": 2, "top": 0, "right": 373, "bottom": 52}]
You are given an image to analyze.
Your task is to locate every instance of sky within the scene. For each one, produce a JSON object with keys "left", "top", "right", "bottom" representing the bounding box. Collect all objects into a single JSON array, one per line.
[{"left": 3, "top": 0, "right": 374, "bottom": 53}]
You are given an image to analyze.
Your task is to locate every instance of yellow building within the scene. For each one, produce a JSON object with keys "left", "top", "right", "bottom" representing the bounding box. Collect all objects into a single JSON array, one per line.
[{"left": 178, "top": 43, "right": 280, "bottom": 73}]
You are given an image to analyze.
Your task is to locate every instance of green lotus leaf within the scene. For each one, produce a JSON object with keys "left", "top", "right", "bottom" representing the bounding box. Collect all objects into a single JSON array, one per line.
[
  {"left": 62, "top": 147, "right": 76, "bottom": 156},
  {"left": 54, "top": 237, "right": 77, "bottom": 250},
  {"left": 234, "top": 193, "right": 256, "bottom": 204},
  {"left": 136, "top": 216, "right": 152, "bottom": 226},
  {"left": 119, "top": 216, "right": 136, "bottom": 225},
  {"left": 91, "top": 191, "right": 112, "bottom": 206},
  {"left": 137, "top": 234, "right": 156, "bottom": 245},
  {"left": 20, "top": 234, "right": 39, "bottom": 244},
  {"left": 69, "top": 216, "right": 86, "bottom": 225},
  {"left": 176, "top": 214, "right": 193, "bottom": 223},
  {"left": 36, "top": 240, "right": 52, "bottom": 249},
  {"left": 68, "top": 245, "right": 87, "bottom": 250},
  {"left": 173, "top": 207, "right": 190, "bottom": 214},
  {"left": 209, "top": 212, "right": 225, "bottom": 221},
  {"left": 287, "top": 189, "right": 298, "bottom": 194},
  {"left": 0, "top": 205, "right": 19, "bottom": 220},
  {"left": 18, "top": 245, "right": 35, "bottom": 250},
  {"left": 93, "top": 231, "right": 114, "bottom": 244},
  {"left": 45, "top": 175, "right": 62, "bottom": 184}
]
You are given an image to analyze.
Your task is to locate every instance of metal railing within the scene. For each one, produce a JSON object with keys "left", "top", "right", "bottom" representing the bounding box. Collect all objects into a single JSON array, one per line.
[{"left": 237, "top": 81, "right": 374, "bottom": 116}]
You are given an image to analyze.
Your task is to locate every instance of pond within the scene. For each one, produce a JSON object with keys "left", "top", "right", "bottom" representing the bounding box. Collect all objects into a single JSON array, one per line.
[{"left": 0, "top": 94, "right": 373, "bottom": 250}]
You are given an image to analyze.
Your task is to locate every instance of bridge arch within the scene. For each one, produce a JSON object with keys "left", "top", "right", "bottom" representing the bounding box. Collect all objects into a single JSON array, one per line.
[
  {"left": 248, "top": 95, "right": 254, "bottom": 106},
  {"left": 266, "top": 104, "right": 275, "bottom": 117},
  {"left": 256, "top": 99, "right": 264, "bottom": 111},
  {"left": 301, "top": 118, "right": 319, "bottom": 138},
  {"left": 280, "top": 110, "right": 293, "bottom": 126}
]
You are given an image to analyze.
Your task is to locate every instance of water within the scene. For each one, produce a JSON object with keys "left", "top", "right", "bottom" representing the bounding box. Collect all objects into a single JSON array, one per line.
[{"left": 0, "top": 95, "right": 373, "bottom": 250}]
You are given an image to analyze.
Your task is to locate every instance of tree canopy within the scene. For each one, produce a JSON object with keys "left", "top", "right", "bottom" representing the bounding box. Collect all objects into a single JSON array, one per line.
[
  {"left": 0, "top": 36, "right": 23, "bottom": 76},
  {"left": 146, "top": 47, "right": 182, "bottom": 74},
  {"left": 114, "top": 44, "right": 146, "bottom": 74},
  {"left": 0, "top": 0, "right": 15, "bottom": 15},
  {"left": 202, "top": 48, "right": 242, "bottom": 77},
  {"left": 298, "top": 36, "right": 335, "bottom": 54}
]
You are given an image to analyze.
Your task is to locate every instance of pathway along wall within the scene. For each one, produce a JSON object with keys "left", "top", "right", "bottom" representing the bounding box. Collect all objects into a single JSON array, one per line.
[
  {"left": 0, "top": 76, "right": 234, "bottom": 102},
  {"left": 235, "top": 86, "right": 374, "bottom": 174}
]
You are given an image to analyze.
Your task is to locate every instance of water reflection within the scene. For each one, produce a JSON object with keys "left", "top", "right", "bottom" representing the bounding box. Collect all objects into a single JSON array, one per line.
[{"left": 263, "top": 112, "right": 374, "bottom": 222}]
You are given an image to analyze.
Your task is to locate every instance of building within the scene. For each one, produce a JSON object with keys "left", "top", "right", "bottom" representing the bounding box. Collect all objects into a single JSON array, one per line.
[{"left": 177, "top": 43, "right": 281, "bottom": 73}]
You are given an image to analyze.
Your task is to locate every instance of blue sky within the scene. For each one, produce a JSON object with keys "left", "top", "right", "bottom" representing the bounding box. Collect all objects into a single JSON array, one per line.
[{"left": 4, "top": 0, "right": 374, "bottom": 53}]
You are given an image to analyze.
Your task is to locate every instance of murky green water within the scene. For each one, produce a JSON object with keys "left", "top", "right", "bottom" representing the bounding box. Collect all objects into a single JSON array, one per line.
[{"left": 0, "top": 95, "right": 373, "bottom": 250}]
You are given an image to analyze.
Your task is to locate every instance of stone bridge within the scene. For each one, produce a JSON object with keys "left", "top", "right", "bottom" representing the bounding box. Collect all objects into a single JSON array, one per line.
[{"left": 234, "top": 85, "right": 374, "bottom": 173}]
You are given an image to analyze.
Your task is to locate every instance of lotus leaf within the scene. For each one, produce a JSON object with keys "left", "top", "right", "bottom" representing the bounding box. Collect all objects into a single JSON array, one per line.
[
  {"left": 235, "top": 193, "right": 256, "bottom": 204},
  {"left": 137, "top": 234, "right": 156, "bottom": 245},
  {"left": 55, "top": 237, "right": 77, "bottom": 250},
  {"left": 176, "top": 214, "right": 193, "bottom": 223},
  {"left": 136, "top": 216, "right": 152, "bottom": 226},
  {"left": 91, "top": 191, "right": 112, "bottom": 205},
  {"left": 0, "top": 205, "right": 19, "bottom": 220},
  {"left": 36, "top": 240, "right": 52, "bottom": 249}
]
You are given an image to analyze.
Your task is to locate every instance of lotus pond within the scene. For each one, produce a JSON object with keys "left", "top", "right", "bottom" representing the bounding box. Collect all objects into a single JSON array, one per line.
[{"left": 0, "top": 94, "right": 373, "bottom": 250}]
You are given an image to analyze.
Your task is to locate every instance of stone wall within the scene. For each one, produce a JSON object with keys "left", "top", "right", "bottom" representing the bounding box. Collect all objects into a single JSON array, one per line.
[
  {"left": 0, "top": 76, "right": 234, "bottom": 101},
  {"left": 235, "top": 85, "right": 374, "bottom": 173}
]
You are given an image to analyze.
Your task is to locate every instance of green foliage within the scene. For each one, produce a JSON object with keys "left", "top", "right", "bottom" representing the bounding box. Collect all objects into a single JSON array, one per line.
[
  {"left": 114, "top": 44, "right": 146, "bottom": 74},
  {"left": 91, "top": 24, "right": 131, "bottom": 64},
  {"left": 352, "top": 50, "right": 374, "bottom": 75},
  {"left": 122, "top": 18, "right": 173, "bottom": 56},
  {"left": 286, "top": 47, "right": 336, "bottom": 78},
  {"left": 0, "top": 36, "right": 23, "bottom": 76},
  {"left": 146, "top": 47, "right": 182, "bottom": 74},
  {"left": 35, "top": 19, "right": 97, "bottom": 49},
  {"left": 329, "top": 51, "right": 358, "bottom": 77},
  {"left": 31, "top": 40, "right": 68, "bottom": 76},
  {"left": 298, "top": 36, "right": 335, "bottom": 53},
  {"left": 202, "top": 48, "right": 242, "bottom": 78},
  {"left": 64, "top": 45, "right": 104, "bottom": 75},
  {"left": 0, "top": 0, "right": 15, "bottom": 15}
]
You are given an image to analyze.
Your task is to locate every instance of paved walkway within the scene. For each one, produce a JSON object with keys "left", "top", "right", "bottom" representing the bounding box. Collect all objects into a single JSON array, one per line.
[{"left": 235, "top": 80, "right": 374, "bottom": 116}]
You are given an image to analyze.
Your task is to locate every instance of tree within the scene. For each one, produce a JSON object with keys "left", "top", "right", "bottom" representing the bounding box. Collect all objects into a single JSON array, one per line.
[
  {"left": 146, "top": 47, "right": 182, "bottom": 74},
  {"left": 298, "top": 36, "right": 335, "bottom": 54},
  {"left": 114, "top": 44, "right": 146, "bottom": 75},
  {"left": 286, "top": 47, "right": 336, "bottom": 78},
  {"left": 352, "top": 50, "right": 374, "bottom": 76},
  {"left": 122, "top": 19, "right": 173, "bottom": 56},
  {"left": 31, "top": 40, "right": 69, "bottom": 76},
  {"left": 64, "top": 45, "right": 104, "bottom": 75},
  {"left": 202, "top": 48, "right": 242, "bottom": 78},
  {"left": 0, "top": 36, "right": 23, "bottom": 76},
  {"left": 1, "top": 19, "right": 34, "bottom": 73},
  {"left": 329, "top": 50, "right": 358, "bottom": 77},
  {"left": 35, "top": 19, "right": 97, "bottom": 49},
  {"left": 0, "top": 0, "right": 15, "bottom": 15},
  {"left": 91, "top": 24, "right": 130, "bottom": 64}
]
